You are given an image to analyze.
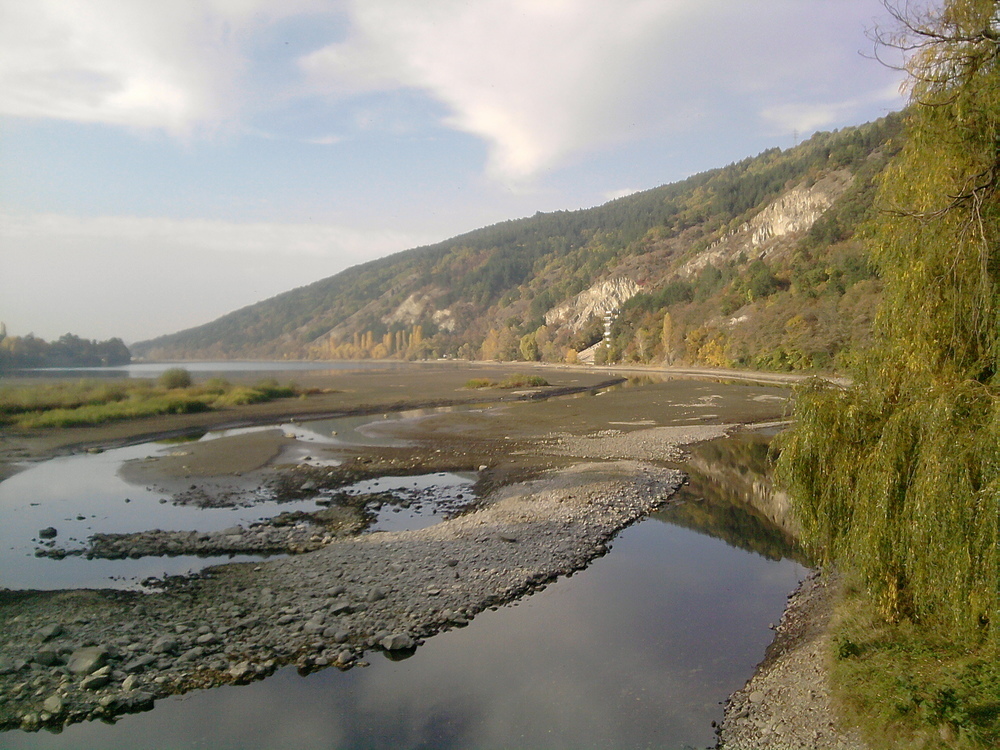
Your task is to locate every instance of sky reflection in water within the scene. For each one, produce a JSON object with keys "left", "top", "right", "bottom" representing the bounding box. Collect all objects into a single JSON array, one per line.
[{"left": 7, "top": 511, "right": 806, "bottom": 750}]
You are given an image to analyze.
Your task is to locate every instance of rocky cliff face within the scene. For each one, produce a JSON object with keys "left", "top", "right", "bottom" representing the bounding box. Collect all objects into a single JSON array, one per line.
[
  {"left": 747, "top": 177, "right": 846, "bottom": 247},
  {"left": 681, "top": 170, "right": 853, "bottom": 276},
  {"left": 544, "top": 277, "right": 641, "bottom": 332},
  {"left": 382, "top": 290, "right": 457, "bottom": 332}
]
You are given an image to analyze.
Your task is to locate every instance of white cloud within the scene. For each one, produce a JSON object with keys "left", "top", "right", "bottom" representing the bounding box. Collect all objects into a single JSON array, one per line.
[
  {"left": 759, "top": 78, "right": 906, "bottom": 136},
  {"left": 2, "top": 211, "right": 427, "bottom": 260},
  {"left": 0, "top": 0, "right": 324, "bottom": 133},
  {"left": 0, "top": 0, "right": 908, "bottom": 186},
  {"left": 0, "top": 212, "right": 433, "bottom": 341},
  {"left": 301, "top": 0, "right": 697, "bottom": 184},
  {"left": 300, "top": 0, "right": 906, "bottom": 184}
]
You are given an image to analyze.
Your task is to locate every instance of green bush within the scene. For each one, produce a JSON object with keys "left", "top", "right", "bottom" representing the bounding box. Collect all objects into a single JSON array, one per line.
[
  {"left": 201, "top": 377, "right": 231, "bottom": 394},
  {"left": 212, "top": 386, "right": 269, "bottom": 407},
  {"left": 158, "top": 368, "right": 192, "bottom": 389}
]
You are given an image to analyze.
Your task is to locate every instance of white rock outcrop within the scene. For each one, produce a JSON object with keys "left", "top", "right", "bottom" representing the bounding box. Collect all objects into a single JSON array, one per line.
[
  {"left": 545, "top": 277, "right": 641, "bottom": 332},
  {"left": 747, "top": 183, "right": 836, "bottom": 247},
  {"left": 680, "top": 170, "right": 852, "bottom": 277}
]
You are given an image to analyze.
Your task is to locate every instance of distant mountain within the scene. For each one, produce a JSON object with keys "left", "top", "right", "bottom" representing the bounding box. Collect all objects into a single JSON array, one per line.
[{"left": 133, "top": 114, "right": 903, "bottom": 371}]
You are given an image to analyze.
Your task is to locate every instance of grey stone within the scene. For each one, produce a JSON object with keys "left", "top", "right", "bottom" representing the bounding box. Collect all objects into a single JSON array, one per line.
[
  {"left": 366, "top": 588, "right": 387, "bottom": 603},
  {"left": 67, "top": 646, "right": 108, "bottom": 676},
  {"left": 380, "top": 633, "right": 415, "bottom": 651},
  {"left": 33, "top": 650, "right": 60, "bottom": 667},
  {"left": 38, "top": 623, "right": 64, "bottom": 641},
  {"left": 123, "top": 654, "right": 158, "bottom": 673},
  {"left": 150, "top": 636, "right": 179, "bottom": 654},
  {"left": 195, "top": 632, "right": 218, "bottom": 645},
  {"left": 179, "top": 646, "right": 205, "bottom": 661},
  {"left": 228, "top": 661, "right": 254, "bottom": 681},
  {"left": 123, "top": 691, "right": 154, "bottom": 711},
  {"left": 42, "top": 695, "right": 64, "bottom": 715},
  {"left": 81, "top": 673, "right": 111, "bottom": 690},
  {"left": 38, "top": 527, "right": 58, "bottom": 539}
]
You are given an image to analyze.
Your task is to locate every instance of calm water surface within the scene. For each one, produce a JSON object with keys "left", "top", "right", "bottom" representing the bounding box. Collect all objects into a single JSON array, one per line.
[{"left": 5, "top": 508, "right": 805, "bottom": 750}]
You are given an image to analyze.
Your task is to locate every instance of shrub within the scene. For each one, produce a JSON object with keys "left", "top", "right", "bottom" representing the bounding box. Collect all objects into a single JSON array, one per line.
[
  {"left": 201, "top": 377, "right": 231, "bottom": 394},
  {"left": 158, "top": 368, "right": 192, "bottom": 389}
]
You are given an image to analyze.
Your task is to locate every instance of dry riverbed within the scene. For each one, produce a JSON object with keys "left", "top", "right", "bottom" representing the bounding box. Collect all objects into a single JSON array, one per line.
[{"left": 0, "top": 364, "right": 859, "bottom": 746}]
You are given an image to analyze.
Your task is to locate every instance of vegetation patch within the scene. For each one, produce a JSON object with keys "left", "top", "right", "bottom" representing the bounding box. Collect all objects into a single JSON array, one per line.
[
  {"left": 0, "top": 372, "right": 304, "bottom": 429},
  {"left": 464, "top": 374, "right": 550, "bottom": 389},
  {"left": 830, "top": 581, "right": 1000, "bottom": 748}
]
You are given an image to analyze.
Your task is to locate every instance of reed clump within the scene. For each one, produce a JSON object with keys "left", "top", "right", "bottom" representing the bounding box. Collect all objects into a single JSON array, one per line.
[{"left": 465, "top": 374, "right": 550, "bottom": 389}]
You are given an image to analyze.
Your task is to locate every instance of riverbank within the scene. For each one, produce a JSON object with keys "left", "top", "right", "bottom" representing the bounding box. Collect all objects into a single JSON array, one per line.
[
  {"left": 0, "top": 458, "right": 685, "bottom": 732},
  {"left": 716, "top": 570, "right": 868, "bottom": 749}
]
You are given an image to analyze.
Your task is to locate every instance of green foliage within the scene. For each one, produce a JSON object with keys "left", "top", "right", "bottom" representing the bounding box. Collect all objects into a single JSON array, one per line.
[
  {"left": 778, "top": 376, "right": 1000, "bottom": 639},
  {"left": 498, "top": 374, "right": 549, "bottom": 388},
  {"left": 158, "top": 368, "right": 192, "bottom": 389},
  {"left": 211, "top": 386, "right": 270, "bottom": 407},
  {"left": 201, "top": 377, "right": 231, "bottom": 394},
  {"left": 0, "top": 380, "right": 133, "bottom": 417},
  {"left": 830, "top": 582, "right": 1000, "bottom": 748},
  {"left": 463, "top": 374, "right": 550, "bottom": 389},
  {"left": 464, "top": 378, "right": 494, "bottom": 389},
  {"left": 16, "top": 395, "right": 211, "bottom": 428},
  {"left": 251, "top": 378, "right": 296, "bottom": 399},
  {"left": 1, "top": 376, "right": 302, "bottom": 429},
  {"left": 778, "top": 0, "right": 1000, "bottom": 655},
  {"left": 0, "top": 332, "right": 131, "bottom": 370}
]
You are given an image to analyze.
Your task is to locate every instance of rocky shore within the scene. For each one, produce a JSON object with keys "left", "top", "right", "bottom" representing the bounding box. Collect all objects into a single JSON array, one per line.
[
  {"left": 0, "top": 459, "right": 682, "bottom": 732},
  {"left": 716, "top": 571, "right": 869, "bottom": 749}
]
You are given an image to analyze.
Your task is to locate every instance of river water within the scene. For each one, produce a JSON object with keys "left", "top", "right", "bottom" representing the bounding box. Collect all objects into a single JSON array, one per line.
[{"left": 1, "top": 366, "right": 807, "bottom": 749}]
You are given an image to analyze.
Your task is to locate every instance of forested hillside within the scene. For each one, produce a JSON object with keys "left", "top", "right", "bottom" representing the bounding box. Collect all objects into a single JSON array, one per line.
[{"left": 134, "top": 115, "right": 902, "bottom": 371}]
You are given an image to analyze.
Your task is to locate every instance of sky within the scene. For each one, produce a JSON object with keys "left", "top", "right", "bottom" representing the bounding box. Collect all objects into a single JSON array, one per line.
[{"left": 0, "top": 0, "right": 908, "bottom": 344}]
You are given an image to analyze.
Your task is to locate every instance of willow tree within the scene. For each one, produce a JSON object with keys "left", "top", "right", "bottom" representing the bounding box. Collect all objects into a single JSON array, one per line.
[{"left": 777, "top": 0, "right": 1000, "bottom": 644}]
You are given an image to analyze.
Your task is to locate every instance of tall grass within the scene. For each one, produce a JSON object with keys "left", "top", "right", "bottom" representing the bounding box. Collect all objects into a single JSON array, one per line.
[{"left": 0, "top": 376, "right": 303, "bottom": 429}]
